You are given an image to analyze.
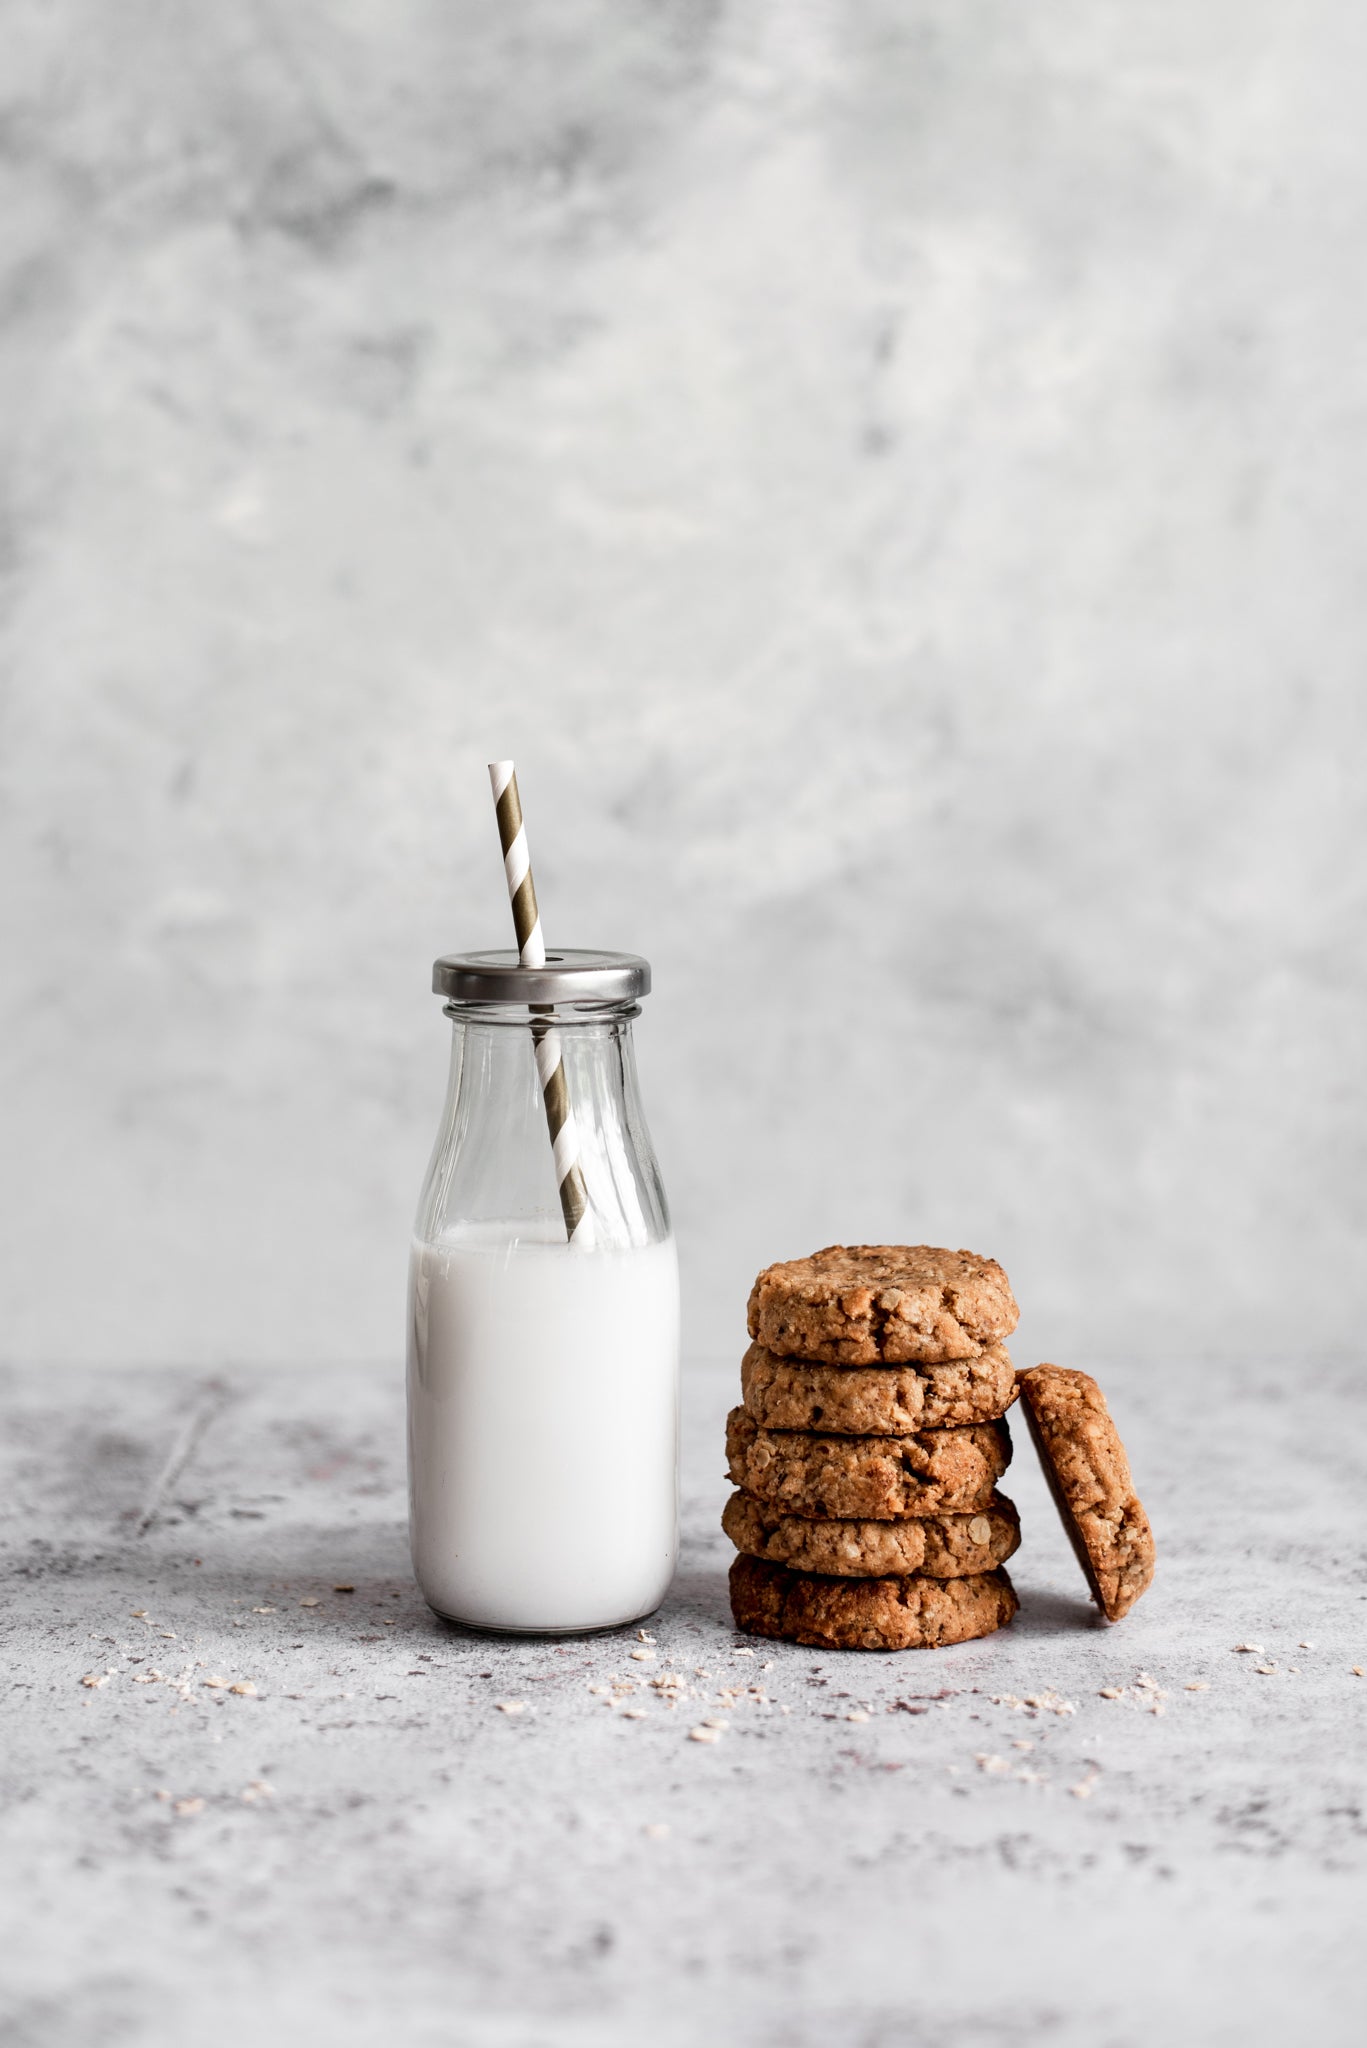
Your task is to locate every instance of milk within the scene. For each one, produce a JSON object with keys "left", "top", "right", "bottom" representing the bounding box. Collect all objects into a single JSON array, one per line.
[{"left": 407, "top": 1222, "right": 680, "bottom": 1632}]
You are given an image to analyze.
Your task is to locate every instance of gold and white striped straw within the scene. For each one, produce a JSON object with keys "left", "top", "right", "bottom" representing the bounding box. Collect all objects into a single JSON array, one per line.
[{"left": 488, "top": 760, "right": 591, "bottom": 1243}]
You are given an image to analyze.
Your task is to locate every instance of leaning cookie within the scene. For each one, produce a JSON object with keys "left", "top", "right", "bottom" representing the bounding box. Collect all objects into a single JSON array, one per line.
[
  {"left": 741, "top": 1341, "right": 1016, "bottom": 1434},
  {"left": 1016, "top": 1365, "right": 1155, "bottom": 1622},
  {"left": 725, "top": 1408, "right": 1010, "bottom": 1520},
  {"left": 747, "top": 1244, "right": 1019, "bottom": 1366},
  {"left": 722, "top": 1489, "right": 1021, "bottom": 1578},
  {"left": 729, "top": 1554, "right": 1018, "bottom": 1650}
]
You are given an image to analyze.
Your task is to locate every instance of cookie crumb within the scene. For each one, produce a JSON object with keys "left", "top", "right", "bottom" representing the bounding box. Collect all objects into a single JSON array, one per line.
[
  {"left": 1185, "top": 1682, "right": 1210, "bottom": 1692},
  {"left": 629, "top": 1649, "right": 656, "bottom": 1663},
  {"left": 334, "top": 1585, "right": 355, "bottom": 1594},
  {"left": 975, "top": 1754, "right": 1008, "bottom": 1774},
  {"left": 845, "top": 1710, "right": 870, "bottom": 1723},
  {"left": 229, "top": 1681, "right": 257, "bottom": 1697},
  {"left": 495, "top": 1700, "right": 527, "bottom": 1715},
  {"left": 688, "top": 1726, "right": 721, "bottom": 1743},
  {"left": 299, "top": 1597, "right": 321, "bottom": 1608},
  {"left": 172, "top": 1798, "right": 204, "bottom": 1818},
  {"left": 1232, "top": 1643, "right": 1263, "bottom": 1655}
]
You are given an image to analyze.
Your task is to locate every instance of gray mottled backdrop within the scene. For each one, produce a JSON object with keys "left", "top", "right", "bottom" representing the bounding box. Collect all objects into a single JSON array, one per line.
[{"left": 2, "top": 2, "right": 1363, "bottom": 1367}]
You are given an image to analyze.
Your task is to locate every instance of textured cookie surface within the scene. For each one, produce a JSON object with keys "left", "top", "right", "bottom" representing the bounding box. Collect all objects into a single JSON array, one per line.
[
  {"left": 725, "top": 1408, "right": 1010, "bottom": 1519},
  {"left": 729, "top": 1554, "right": 1018, "bottom": 1650},
  {"left": 747, "top": 1245, "right": 1019, "bottom": 1365},
  {"left": 1017, "top": 1365, "right": 1155, "bottom": 1622},
  {"left": 722, "top": 1489, "right": 1021, "bottom": 1578},
  {"left": 741, "top": 1341, "right": 1016, "bottom": 1434}
]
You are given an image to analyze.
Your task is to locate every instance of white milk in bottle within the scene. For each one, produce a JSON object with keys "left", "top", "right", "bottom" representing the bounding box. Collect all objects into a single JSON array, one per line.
[
  {"left": 406, "top": 947, "right": 679, "bottom": 1634},
  {"left": 408, "top": 1225, "right": 679, "bottom": 1630}
]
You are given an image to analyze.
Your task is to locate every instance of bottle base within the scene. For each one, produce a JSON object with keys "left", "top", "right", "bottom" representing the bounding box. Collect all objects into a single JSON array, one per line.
[{"left": 424, "top": 1601, "right": 663, "bottom": 1640}]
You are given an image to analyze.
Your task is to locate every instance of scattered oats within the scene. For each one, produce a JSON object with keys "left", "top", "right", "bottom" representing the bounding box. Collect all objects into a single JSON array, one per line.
[
  {"left": 299, "top": 1598, "right": 321, "bottom": 1608},
  {"left": 732, "top": 1648, "right": 755, "bottom": 1658},
  {"left": 688, "top": 1726, "right": 721, "bottom": 1743},
  {"left": 80, "top": 1673, "right": 109, "bottom": 1689},
  {"left": 779, "top": 1704, "right": 791, "bottom": 1715},
  {"left": 1288, "top": 1667, "right": 1301, "bottom": 1676},
  {"left": 976, "top": 1754, "right": 1009, "bottom": 1774},
  {"left": 588, "top": 1685, "right": 612, "bottom": 1696},
  {"left": 1185, "top": 1682, "right": 1210, "bottom": 1692},
  {"left": 240, "top": 1781, "right": 273, "bottom": 1803},
  {"left": 129, "top": 1610, "right": 147, "bottom": 1619},
  {"left": 131, "top": 1673, "right": 161, "bottom": 1685},
  {"left": 172, "top": 1798, "right": 204, "bottom": 1818},
  {"left": 1070, "top": 1777, "right": 1098, "bottom": 1800},
  {"left": 701, "top": 1717, "right": 729, "bottom": 1730},
  {"left": 1298, "top": 1641, "right": 1315, "bottom": 1650},
  {"left": 158, "top": 1632, "right": 177, "bottom": 1641},
  {"left": 637, "top": 1630, "right": 655, "bottom": 1644},
  {"left": 1011, "top": 1739, "right": 1034, "bottom": 1751},
  {"left": 1098, "top": 1688, "right": 1124, "bottom": 1700},
  {"left": 1015, "top": 1769, "right": 1045, "bottom": 1784},
  {"left": 202, "top": 1676, "right": 229, "bottom": 1690},
  {"left": 495, "top": 1700, "right": 527, "bottom": 1715},
  {"left": 845, "top": 1710, "right": 870, "bottom": 1724},
  {"left": 1233, "top": 1643, "right": 1263, "bottom": 1655},
  {"left": 629, "top": 1649, "right": 656, "bottom": 1663},
  {"left": 228, "top": 1682, "right": 258, "bottom": 1697},
  {"left": 252, "top": 1607, "right": 276, "bottom": 1615},
  {"left": 761, "top": 1661, "right": 774, "bottom": 1672},
  {"left": 1253, "top": 1664, "right": 1278, "bottom": 1676},
  {"left": 1352, "top": 1667, "right": 1364, "bottom": 1678},
  {"left": 153, "top": 1789, "right": 170, "bottom": 1802},
  {"left": 620, "top": 1708, "right": 648, "bottom": 1720},
  {"left": 334, "top": 1585, "right": 355, "bottom": 1594},
  {"left": 991, "top": 1690, "right": 1075, "bottom": 1718},
  {"left": 693, "top": 1669, "right": 713, "bottom": 1679}
]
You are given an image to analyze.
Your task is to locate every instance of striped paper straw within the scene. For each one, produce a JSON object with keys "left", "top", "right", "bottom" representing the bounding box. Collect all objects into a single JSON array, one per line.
[{"left": 488, "top": 760, "right": 592, "bottom": 1242}]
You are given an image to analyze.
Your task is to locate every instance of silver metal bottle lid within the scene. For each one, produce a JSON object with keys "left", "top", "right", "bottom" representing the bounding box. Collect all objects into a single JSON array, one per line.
[{"left": 432, "top": 947, "right": 651, "bottom": 1006}]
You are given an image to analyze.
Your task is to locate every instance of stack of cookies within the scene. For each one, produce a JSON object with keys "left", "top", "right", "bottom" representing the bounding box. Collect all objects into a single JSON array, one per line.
[{"left": 725, "top": 1245, "right": 1023, "bottom": 1652}]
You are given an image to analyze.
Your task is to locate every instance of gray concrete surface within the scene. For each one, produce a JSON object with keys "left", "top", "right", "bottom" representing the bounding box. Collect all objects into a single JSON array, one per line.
[
  {"left": 4, "top": 4, "right": 1367, "bottom": 1370},
  {"left": 1, "top": 1356, "right": 1363, "bottom": 2047}
]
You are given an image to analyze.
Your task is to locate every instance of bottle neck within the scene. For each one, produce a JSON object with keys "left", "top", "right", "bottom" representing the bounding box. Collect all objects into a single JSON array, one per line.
[{"left": 415, "top": 1000, "right": 669, "bottom": 1251}]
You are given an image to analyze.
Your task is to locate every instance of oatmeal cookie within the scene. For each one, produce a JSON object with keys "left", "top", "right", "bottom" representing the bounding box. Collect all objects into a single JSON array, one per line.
[
  {"left": 729, "top": 1554, "right": 1018, "bottom": 1650},
  {"left": 722, "top": 1488, "right": 1020, "bottom": 1578},
  {"left": 725, "top": 1407, "right": 1010, "bottom": 1520},
  {"left": 747, "top": 1245, "right": 1019, "bottom": 1365},
  {"left": 1016, "top": 1364, "right": 1154, "bottom": 1622},
  {"left": 740, "top": 1341, "right": 1015, "bottom": 1434}
]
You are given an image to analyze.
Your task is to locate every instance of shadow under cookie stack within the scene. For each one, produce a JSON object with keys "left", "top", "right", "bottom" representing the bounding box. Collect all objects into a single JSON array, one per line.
[{"left": 726, "top": 1246, "right": 1024, "bottom": 1652}]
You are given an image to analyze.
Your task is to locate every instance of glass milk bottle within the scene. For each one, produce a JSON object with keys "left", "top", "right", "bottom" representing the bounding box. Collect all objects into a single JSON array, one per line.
[{"left": 407, "top": 947, "right": 679, "bottom": 1634}]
